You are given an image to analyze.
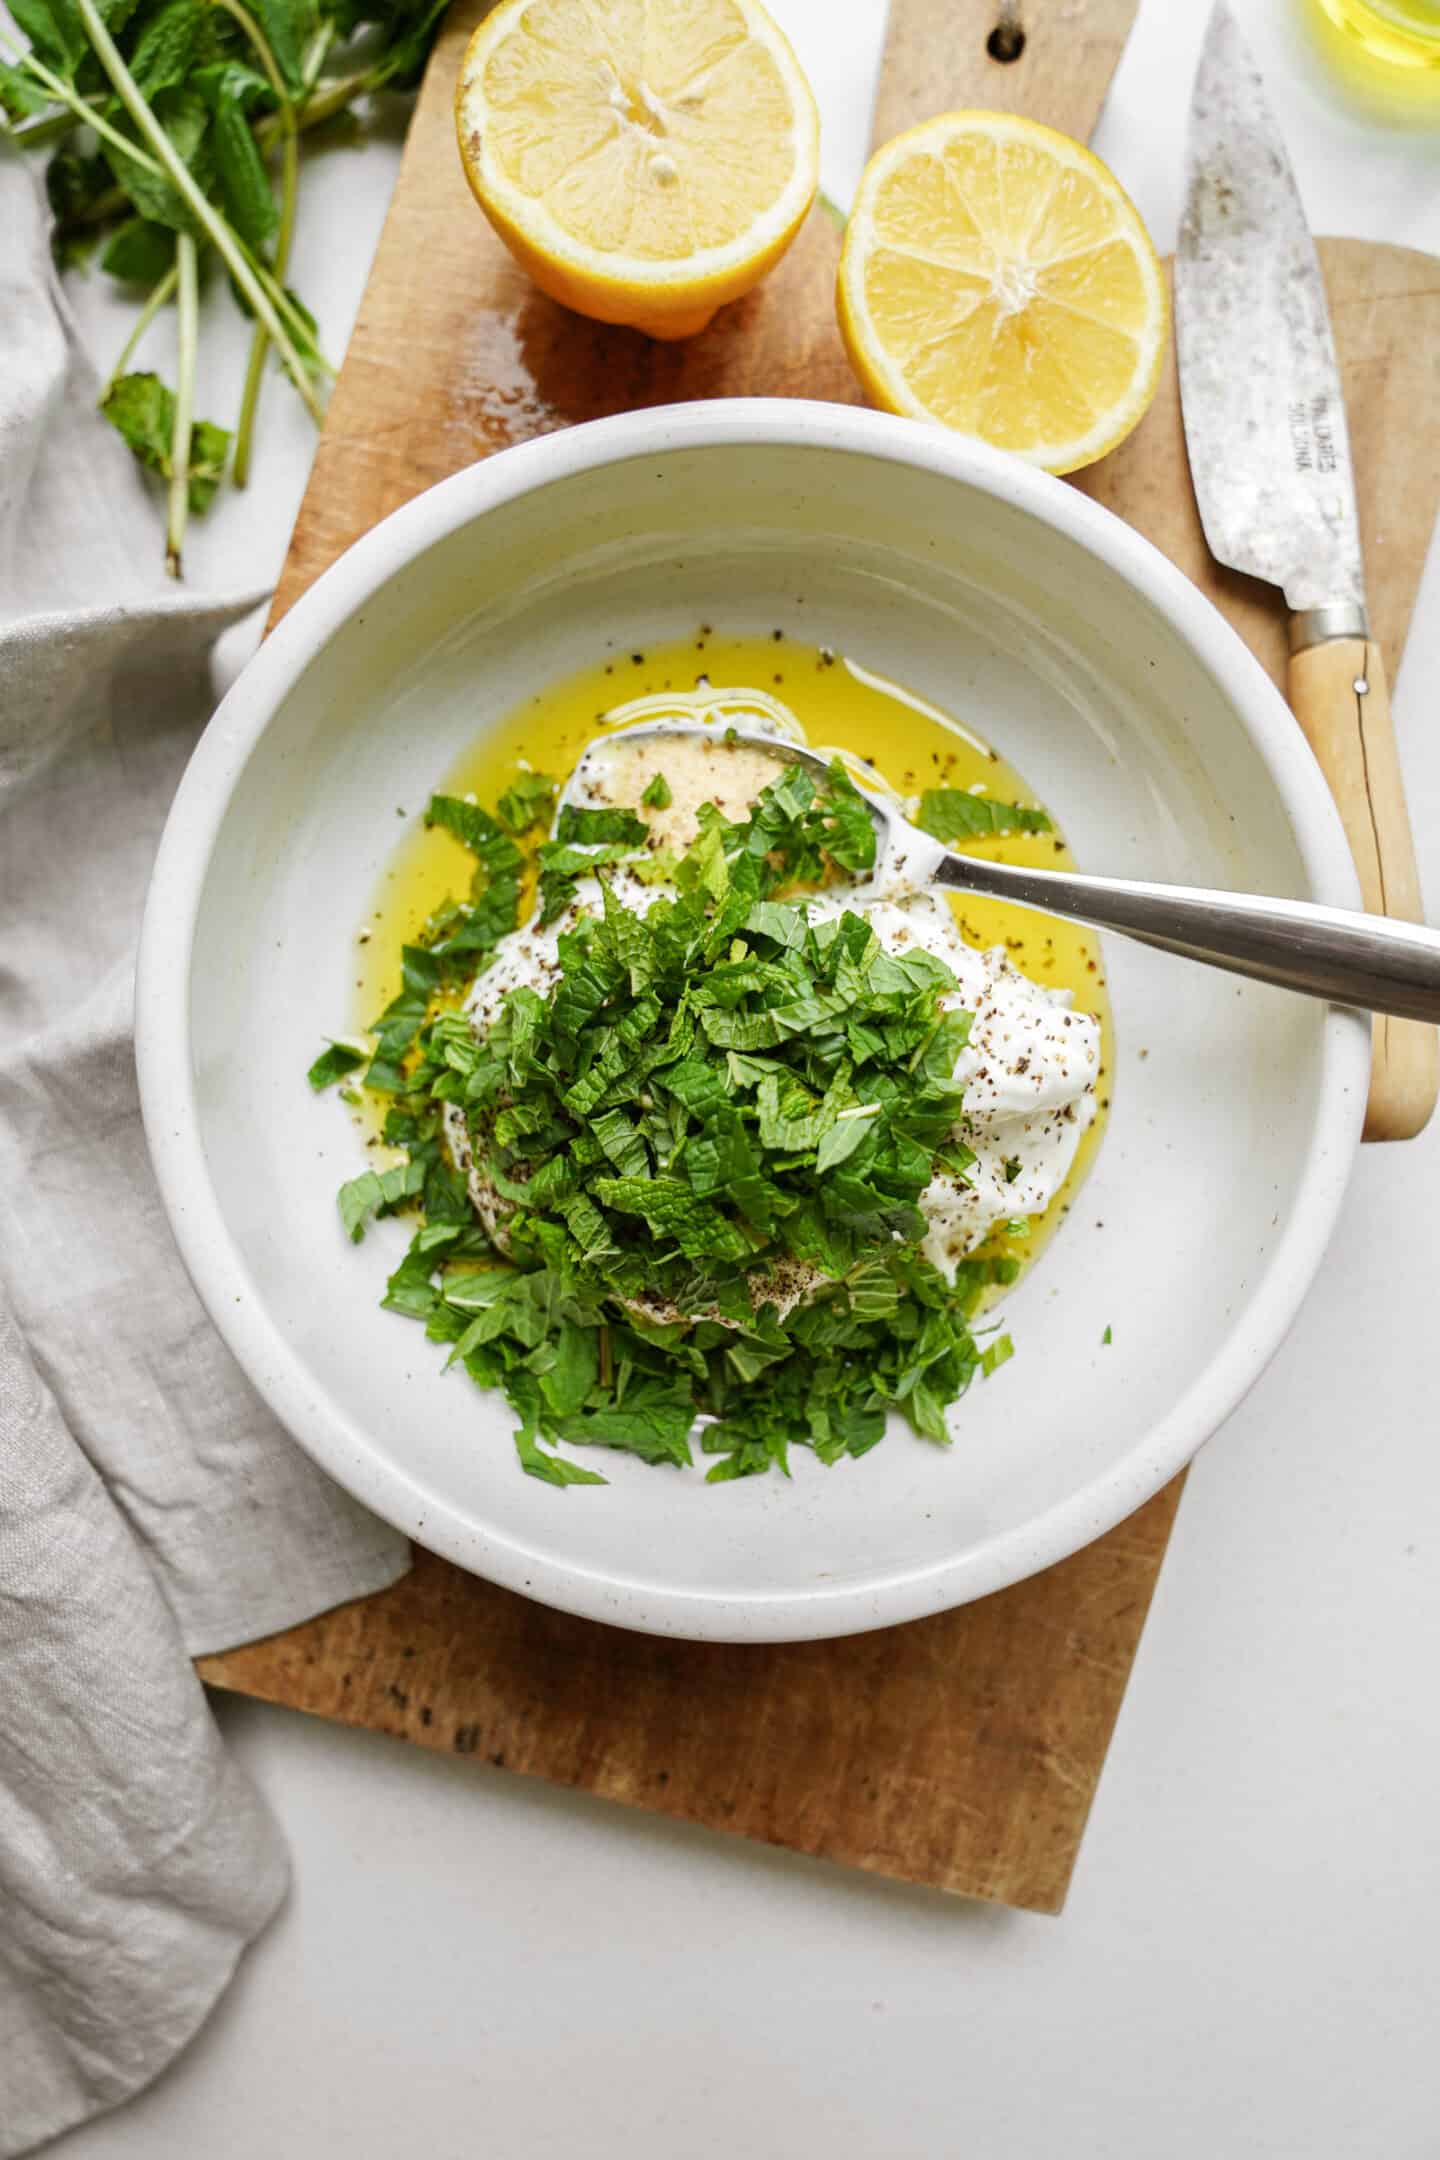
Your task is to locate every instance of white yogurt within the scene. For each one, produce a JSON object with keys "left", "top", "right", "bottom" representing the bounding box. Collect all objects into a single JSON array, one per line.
[
  {"left": 800, "top": 886, "right": 1100, "bottom": 1275},
  {"left": 448, "top": 733, "right": 1101, "bottom": 1285}
]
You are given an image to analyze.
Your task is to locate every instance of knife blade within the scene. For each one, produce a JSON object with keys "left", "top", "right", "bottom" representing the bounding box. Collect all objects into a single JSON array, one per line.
[
  {"left": 1175, "top": 0, "right": 1437, "bottom": 1141},
  {"left": 1176, "top": 0, "right": 1365, "bottom": 635}
]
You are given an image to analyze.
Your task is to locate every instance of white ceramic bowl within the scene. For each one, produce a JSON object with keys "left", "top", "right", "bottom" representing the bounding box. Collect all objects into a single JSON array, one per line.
[{"left": 137, "top": 401, "right": 1369, "bottom": 1642}]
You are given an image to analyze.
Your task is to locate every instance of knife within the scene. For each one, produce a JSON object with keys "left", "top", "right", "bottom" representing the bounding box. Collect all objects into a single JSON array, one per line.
[{"left": 1175, "top": 0, "right": 1438, "bottom": 1142}]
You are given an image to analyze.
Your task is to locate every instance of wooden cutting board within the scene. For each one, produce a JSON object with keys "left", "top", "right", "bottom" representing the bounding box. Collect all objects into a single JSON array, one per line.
[{"left": 200, "top": 0, "right": 1440, "bottom": 1914}]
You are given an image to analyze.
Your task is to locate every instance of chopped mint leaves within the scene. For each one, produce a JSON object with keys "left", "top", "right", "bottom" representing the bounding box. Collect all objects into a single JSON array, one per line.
[
  {"left": 980, "top": 1334, "right": 1014, "bottom": 1377},
  {"left": 424, "top": 794, "right": 524, "bottom": 882},
  {"left": 337, "top": 1161, "right": 425, "bottom": 1243},
  {"left": 496, "top": 770, "right": 557, "bottom": 837},
  {"left": 322, "top": 754, "right": 1026, "bottom": 1483},
  {"left": 406, "top": 793, "right": 529, "bottom": 986}
]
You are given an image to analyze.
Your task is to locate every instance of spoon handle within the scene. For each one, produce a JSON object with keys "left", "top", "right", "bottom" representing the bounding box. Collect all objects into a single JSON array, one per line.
[{"left": 931, "top": 849, "right": 1440, "bottom": 1024}]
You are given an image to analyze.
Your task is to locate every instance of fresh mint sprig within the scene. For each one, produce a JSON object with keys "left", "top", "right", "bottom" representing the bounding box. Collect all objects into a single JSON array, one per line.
[{"left": 2, "top": 0, "right": 447, "bottom": 571}]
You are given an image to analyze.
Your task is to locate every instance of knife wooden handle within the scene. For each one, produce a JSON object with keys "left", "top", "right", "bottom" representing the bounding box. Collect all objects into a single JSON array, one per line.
[{"left": 1287, "top": 637, "right": 1438, "bottom": 1141}]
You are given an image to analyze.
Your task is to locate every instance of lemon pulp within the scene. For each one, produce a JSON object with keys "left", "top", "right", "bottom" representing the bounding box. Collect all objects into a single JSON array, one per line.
[
  {"left": 456, "top": 0, "right": 819, "bottom": 338},
  {"left": 839, "top": 112, "right": 1168, "bottom": 474}
]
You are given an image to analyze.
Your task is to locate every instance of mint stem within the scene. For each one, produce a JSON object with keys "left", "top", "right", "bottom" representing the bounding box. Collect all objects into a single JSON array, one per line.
[
  {"left": 42, "top": 66, "right": 385, "bottom": 236},
  {"left": 0, "top": 27, "right": 165, "bottom": 173},
  {"left": 232, "top": 125, "right": 299, "bottom": 482},
  {"left": 11, "top": 101, "right": 91, "bottom": 152},
  {"left": 242, "top": 243, "right": 335, "bottom": 375},
  {"left": 208, "top": 0, "right": 299, "bottom": 485},
  {"left": 100, "top": 260, "right": 179, "bottom": 397},
  {"left": 298, "top": 18, "right": 337, "bottom": 94},
  {"left": 165, "top": 232, "right": 198, "bottom": 578},
  {"left": 72, "top": 0, "right": 324, "bottom": 422}
]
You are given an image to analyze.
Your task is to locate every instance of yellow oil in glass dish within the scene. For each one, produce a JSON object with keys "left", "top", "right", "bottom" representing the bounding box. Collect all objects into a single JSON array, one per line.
[
  {"left": 1303, "top": 0, "right": 1440, "bottom": 113},
  {"left": 1311, "top": 0, "right": 1440, "bottom": 62},
  {"left": 350, "top": 631, "right": 1112, "bottom": 1277}
]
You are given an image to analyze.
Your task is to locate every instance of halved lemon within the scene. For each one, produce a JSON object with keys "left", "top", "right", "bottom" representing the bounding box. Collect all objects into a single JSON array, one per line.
[
  {"left": 838, "top": 113, "right": 1167, "bottom": 474},
  {"left": 456, "top": 0, "right": 820, "bottom": 341}
]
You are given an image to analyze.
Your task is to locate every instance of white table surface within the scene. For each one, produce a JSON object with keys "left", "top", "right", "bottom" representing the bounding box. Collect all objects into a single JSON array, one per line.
[{"left": 57, "top": 4, "right": 1440, "bottom": 2153}]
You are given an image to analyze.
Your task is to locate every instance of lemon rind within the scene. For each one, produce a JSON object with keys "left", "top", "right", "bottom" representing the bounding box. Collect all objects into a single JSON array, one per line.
[{"left": 456, "top": 0, "right": 820, "bottom": 299}]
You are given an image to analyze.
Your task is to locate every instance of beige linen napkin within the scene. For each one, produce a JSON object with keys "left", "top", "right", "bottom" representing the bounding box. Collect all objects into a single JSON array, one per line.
[{"left": 0, "top": 143, "right": 410, "bottom": 2154}]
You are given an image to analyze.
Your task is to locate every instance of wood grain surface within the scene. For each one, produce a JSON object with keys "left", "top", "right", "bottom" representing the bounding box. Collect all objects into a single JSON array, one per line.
[
  {"left": 1287, "top": 637, "right": 1438, "bottom": 1140},
  {"left": 205, "top": 1493, "right": 1182, "bottom": 1909},
  {"left": 1075, "top": 237, "right": 1440, "bottom": 690},
  {"left": 212, "top": 0, "right": 1440, "bottom": 1914},
  {"left": 270, "top": 0, "right": 1142, "bottom": 623},
  {"left": 1080, "top": 240, "right": 1440, "bottom": 1145},
  {"left": 870, "top": 0, "right": 1139, "bottom": 150}
]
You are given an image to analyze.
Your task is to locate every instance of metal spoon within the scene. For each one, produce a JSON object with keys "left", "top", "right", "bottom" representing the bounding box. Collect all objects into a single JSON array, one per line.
[{"left": 577, "top": 723, "right": 1440, "bottom": 1023}]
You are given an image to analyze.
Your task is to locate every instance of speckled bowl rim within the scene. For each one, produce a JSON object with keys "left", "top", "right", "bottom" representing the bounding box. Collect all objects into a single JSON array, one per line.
[{"left": 136, "top": 400, "right": 1369, "bottom": 1642}]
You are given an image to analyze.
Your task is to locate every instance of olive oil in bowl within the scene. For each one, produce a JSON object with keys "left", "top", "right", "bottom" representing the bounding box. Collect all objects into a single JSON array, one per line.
[{"left": 352, "top": 630, "right": 1113, "bottom": 1277}]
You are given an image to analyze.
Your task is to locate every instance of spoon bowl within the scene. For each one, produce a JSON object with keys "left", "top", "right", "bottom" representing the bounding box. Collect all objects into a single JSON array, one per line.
[{"left": 579, "top": 719, "right": 1440, "bottom": 1023}]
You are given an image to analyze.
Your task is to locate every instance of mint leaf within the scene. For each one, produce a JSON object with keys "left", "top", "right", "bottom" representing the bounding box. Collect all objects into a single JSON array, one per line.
[
  {"left": 816, "top": 760, "right": 877, "bottom": 873},
  {"left": 46, "top": 148, "right": 113, "bottom": 232},
  {"left": 916, "top": 790, "right": 1052, "bottom": 843},
  {"left": 425, "top": 794, "right": 522, "bottom": 871},
  {"left": 211, "top": 82, "right": 277, "bottom": 252},
  {"left": 103, "top": 87, "right": 213, "bottom": 237},
  {"left": 362, "top": 976, "right": 428, "bottom": 1093},
  {"left": 641, "top": 771, "right": 672, "bottom": 810},
  {"left": 0, "top": 60, "right": 52, "bottom": 117},
  {"left": 10, "top": 0, "right": 86, "bottom": 78},
  {"left": 557, "top": 1383, "right": 695, "bottom": 1467},
  {"left": 100, "top": 217, "right": 177, "bottom": 285},
  {"left": 556, "top": 804, "right": 649, "bottom": 848},
  {"left": 496, "top": 770, "right": 556, "bottom": 836},
  {"left": 247, "top": 0, "right": 312, "bottom": 96},
  {"left": 381, "top": 1226, "right": 468, "bottom": 1321},
  {"left": 815, "top": 1108, "right": 878, "bottom": 1174},
  {"left": 99, "top": 373, "right": 230, "bottom": 513},
  {"left": 128, "top": 0, "right": 204, "bottom": 99},
  {"left": 100, "top": 373, "right": 170, "bottom": 466},
  {"left": 514, "top": 1429, "right": 608, "bottom": 1487},
  {"left": 337, "top": 1161, "right": 424, "bottom": 1242},
  {"left": 534, "top": 840, "right": 634, "bottom": 926},
  {"left": 307, "top": 1040, "right": 367, "bottom": 1091},
  {"left": 421, "top": 795, "right": 524, "bottom": 965},
  {"left": 593, "top": 1177, "right": 754, "bottom": 1263},
  {"left": 353, "top": 0, "right": 449, "bottom": 90}
]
